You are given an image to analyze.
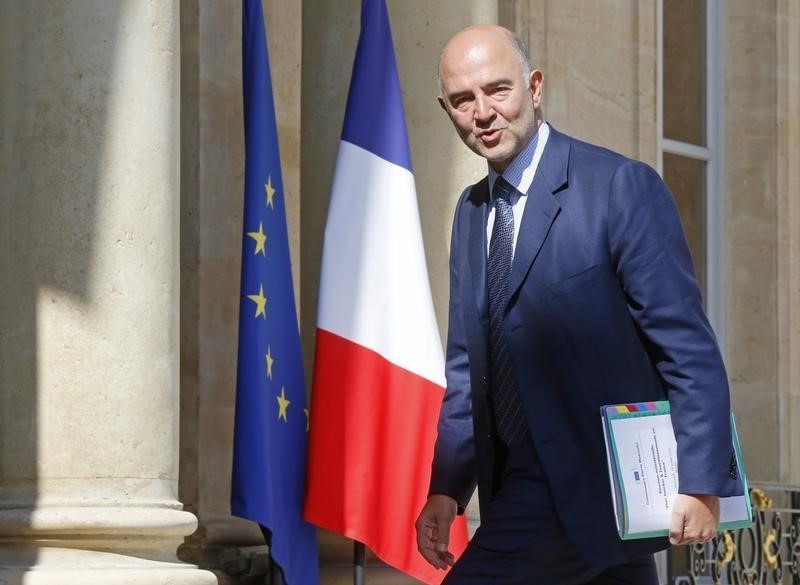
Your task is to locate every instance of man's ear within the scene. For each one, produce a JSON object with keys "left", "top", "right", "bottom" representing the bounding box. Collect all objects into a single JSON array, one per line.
[
  {"left": 437, "top": 95, "right": 448, "bottom": 112},
  {"left": 529, "top": 69, "right": 544, "bottom": 107}
]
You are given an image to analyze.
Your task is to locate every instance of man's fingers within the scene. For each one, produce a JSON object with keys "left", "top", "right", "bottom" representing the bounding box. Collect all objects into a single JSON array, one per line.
[
  {"left": 437, "top": 549, "right": 456, "bottom": 567},
  {"left": 670, "top": 494, "right": 720, "bottom": 546},
  {"left": 416, "top": 520, "right": 447, "bottom": 568},
  {"left": 669, "top": 507, "right": 685, "bottom": 545},
  {"left": 415, "top": 495, "right": 458, "bottom": 569},
  {"left": 415, "top": 517, "right": 437, "bottom": 563},
  {"left": 435, "top": 515, "right": 452, "bottom": 552},
  {"left": 433, "top": 514, "right": 456, "bottom": 567}
]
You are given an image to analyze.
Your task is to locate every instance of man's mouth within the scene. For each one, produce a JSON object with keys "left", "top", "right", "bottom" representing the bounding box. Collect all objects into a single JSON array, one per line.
[{"left": 478, "top": 127, "right": 504, "bottom": 144}]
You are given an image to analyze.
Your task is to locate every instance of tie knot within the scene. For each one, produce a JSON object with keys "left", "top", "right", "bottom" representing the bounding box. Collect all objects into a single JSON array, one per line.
[{"left": 492, "top": 177, "right": 514, "bottom": 204}]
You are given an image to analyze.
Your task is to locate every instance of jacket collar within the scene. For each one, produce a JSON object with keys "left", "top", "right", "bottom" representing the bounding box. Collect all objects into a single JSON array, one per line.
[{"left": 466, "top": 126, "right": 570, "bottom": 317}]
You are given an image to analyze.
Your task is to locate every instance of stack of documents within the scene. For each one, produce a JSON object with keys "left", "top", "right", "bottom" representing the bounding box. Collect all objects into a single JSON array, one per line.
[{"left": 601, "top": 401, "right": 753, "bottom": 540}]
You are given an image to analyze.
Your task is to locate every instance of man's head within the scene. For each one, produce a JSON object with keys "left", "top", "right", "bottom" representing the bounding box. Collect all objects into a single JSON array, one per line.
[{"left": 437, "top": 25, "right": 543, "bottom": 172}]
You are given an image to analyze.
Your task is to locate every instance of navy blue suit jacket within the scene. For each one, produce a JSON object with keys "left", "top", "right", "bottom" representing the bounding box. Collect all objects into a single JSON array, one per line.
[{"left": 429, "top": 128, "right": 742, "bottom": 566}]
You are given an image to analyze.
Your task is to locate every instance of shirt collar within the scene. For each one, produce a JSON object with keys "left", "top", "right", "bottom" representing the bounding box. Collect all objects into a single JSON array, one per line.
[{"left": 488, "top": 121, "right": 551, "bottom": 200}]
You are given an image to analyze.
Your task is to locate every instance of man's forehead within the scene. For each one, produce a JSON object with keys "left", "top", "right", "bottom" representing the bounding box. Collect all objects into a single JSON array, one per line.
[
  {"left": 440, "top": 33, "right": 519, "bottom": 85},
  {"left": 442, "top": 27, "right": 514, "bottom": 68},
  {"left": 442, "top": 43, "right": 490, "bottom": 75}
]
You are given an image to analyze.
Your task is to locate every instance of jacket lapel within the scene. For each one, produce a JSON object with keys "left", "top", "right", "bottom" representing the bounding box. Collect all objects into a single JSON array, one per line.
[
  {"left": 467, "top": 180, "right": 490, "bottom": 322},
  {"left": 506, "top": 128, "right": 570, "bottom": 304}
]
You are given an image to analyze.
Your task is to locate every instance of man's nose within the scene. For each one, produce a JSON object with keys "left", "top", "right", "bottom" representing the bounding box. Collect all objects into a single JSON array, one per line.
[{"left": 473, "top": 95, "right": 494, "bottom": 123}]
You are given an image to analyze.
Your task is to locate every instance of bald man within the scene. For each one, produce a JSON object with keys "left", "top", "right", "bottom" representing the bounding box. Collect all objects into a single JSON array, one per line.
[{"left": 415, "top": 26, "right": 741, "bottom": 584}]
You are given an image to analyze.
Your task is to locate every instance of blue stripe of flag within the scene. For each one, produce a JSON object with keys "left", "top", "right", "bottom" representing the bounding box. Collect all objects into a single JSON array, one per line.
[{"left": 340, "top": 0, "right": 413, "bottom": 172}]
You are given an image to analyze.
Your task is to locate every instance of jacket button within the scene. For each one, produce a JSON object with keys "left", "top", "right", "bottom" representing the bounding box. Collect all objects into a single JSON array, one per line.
[
  {"left": 486, "top": 432, "right": 492, "bottom": 440},
  {"left": 481, "top": 376, "right": 488, "bottom": 387},
  {"left": 729, "top": 453, "right": 738, "bottom": 480}
]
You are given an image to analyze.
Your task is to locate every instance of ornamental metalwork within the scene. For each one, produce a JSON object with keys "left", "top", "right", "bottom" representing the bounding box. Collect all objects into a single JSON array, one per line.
[{"left": 669, "top": 484, "right": 800, "bottom": 585}]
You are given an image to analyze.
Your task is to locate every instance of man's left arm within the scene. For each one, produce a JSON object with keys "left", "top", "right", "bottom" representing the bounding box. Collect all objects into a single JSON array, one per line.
[{"left": 607, "top": 160, "right": 740, "bottom": 543}]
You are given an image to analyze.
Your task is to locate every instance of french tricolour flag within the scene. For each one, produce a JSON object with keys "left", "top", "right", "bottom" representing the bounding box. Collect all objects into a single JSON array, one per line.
[{"left": 303, "top": 0, "right": 468, "bottom": 583}]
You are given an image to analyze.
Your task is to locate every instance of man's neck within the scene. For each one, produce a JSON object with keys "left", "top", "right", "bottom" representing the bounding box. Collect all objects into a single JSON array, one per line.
[
  {"left": 488, "top": 120, "right": 544, "bottom": 174},
  {"left": 488, "top": 121, "right": 550, "bottom": 197}
]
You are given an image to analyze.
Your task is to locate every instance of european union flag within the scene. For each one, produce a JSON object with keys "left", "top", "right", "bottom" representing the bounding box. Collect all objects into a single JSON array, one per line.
[{"left": 232, "top": 1, "right": 319, "bottom": 583}]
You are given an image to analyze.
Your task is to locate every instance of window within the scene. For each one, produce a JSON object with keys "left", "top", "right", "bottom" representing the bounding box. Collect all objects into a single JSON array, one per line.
[{"left": 658, "top": 0, "right": 725, "bottom": 343}]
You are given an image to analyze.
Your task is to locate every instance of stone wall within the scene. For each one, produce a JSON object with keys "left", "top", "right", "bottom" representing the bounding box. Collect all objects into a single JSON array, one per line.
[
  {"left": 724, "top": 0, "right": 781, "bottom": 483},
  {"left": 2, "top": 0, "right": 796, "bottom": 582}
]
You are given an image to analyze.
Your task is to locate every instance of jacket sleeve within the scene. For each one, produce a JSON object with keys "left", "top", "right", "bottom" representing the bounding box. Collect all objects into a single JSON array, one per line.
[
  {"left": 428, "top": 190, "right": 478, "bottom": 511},
  {"left": 607, "top": 160, "right": 740, "bottom": 497}
]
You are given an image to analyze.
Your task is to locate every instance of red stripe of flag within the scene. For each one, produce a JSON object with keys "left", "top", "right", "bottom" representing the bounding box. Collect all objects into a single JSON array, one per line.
[{"left": 305, "top": 329, "right": 468, "bottom": 584}]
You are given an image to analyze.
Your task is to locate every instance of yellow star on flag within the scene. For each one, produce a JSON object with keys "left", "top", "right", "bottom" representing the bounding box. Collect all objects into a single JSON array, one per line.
[
  {"left": 246, "top": 222, "right": 267, "bottom": 256},
  {"left": 265, "top": 345, "right": 274, "bottom": 380},
  {"left": 265, "top": 176, "right": 276, "bottom": 209},
  {"left": 246, "top": 284, "right": 267, "bottom": 319},
  {"left": 277, "top": 387, "right": 290, "bottom": 422}
]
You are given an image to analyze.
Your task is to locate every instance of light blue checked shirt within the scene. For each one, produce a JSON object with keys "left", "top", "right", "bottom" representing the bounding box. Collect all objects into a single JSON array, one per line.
[{"left": 486, "top": 121, "right": 551, "bottom": 256}]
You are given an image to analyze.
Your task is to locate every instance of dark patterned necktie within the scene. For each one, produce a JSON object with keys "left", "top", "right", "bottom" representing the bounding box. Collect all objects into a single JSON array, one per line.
[{"left": 487, "top": 177, "right": 528, "bottom": 447}]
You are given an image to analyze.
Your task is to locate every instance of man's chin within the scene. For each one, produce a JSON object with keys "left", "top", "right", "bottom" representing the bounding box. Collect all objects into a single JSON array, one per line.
[
  {"left": 468, "top": 142, "right": 511, "bottom": 165},
  {"left": 483, "top": 149, "right": 514, "bottom": 170}
]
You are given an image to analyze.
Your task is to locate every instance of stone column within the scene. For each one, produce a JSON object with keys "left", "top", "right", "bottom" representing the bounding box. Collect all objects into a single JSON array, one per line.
[{"left": 0, "top": 2, "right": 215, "bottom": 583}]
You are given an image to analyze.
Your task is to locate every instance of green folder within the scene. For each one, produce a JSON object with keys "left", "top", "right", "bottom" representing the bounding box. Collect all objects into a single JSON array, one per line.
[{"left": 600, "top": 400, "right": 753, "bottom": 540}]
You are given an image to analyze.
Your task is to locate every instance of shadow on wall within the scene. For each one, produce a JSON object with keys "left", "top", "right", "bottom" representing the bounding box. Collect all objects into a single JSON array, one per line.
[
  {"left": 177, "top": 0, "right": 202, "bottom": 549},
  {"left": 0, "top": 0, "right": 122, "bottom": 578},
  {"left": 177, "top": 0, "right": 265, "bottom": 571}
]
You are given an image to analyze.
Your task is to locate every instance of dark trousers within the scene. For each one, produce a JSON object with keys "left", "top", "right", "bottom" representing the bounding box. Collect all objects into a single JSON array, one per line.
[{"left": 443, "top": 434, "right": 658, "bottom": 585}]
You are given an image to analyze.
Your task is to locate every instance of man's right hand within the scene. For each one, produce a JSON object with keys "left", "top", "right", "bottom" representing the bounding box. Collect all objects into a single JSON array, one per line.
[{"left": 415, "top": 494, "right": 458, "bottom": 569}]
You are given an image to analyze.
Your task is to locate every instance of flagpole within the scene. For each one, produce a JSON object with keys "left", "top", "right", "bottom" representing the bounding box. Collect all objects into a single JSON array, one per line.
[{"left": 354, "top": 541, "right": 366, "bottom": 585}]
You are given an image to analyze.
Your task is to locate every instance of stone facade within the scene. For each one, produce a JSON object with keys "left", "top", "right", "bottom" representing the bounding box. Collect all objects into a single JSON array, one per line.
[{"left": 1, "top": 0, "right": 798, "bottom": 582}]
